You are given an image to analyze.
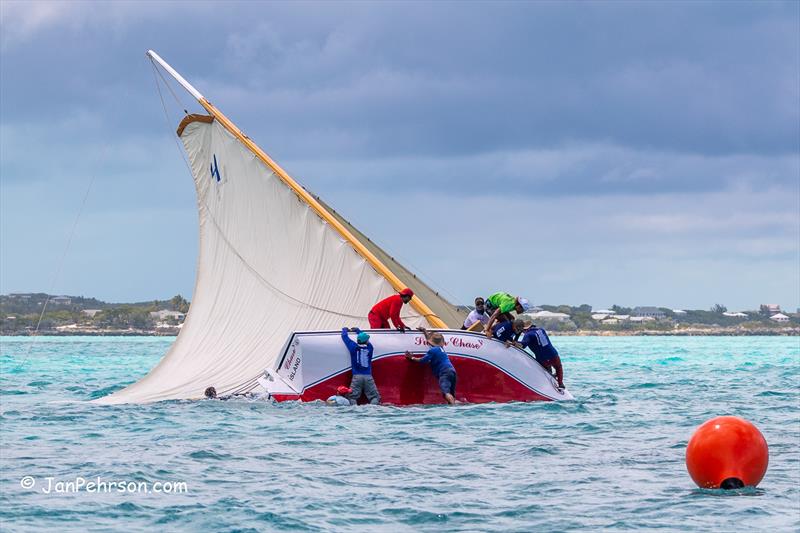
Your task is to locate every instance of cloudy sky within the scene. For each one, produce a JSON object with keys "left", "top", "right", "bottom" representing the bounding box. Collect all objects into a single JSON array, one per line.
[{"left": 1, "top": 1, "right": 798, "bottom": 311}]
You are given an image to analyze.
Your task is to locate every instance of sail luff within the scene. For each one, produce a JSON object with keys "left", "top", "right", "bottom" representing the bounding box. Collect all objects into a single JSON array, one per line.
[{"left": 192, "top": 97, "right": 447, "bottom": 328}]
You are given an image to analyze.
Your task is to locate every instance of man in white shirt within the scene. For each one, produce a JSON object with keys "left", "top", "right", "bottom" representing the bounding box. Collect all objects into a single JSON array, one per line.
[{"left": 462, "top": 297, "right": 490, "bottom": 331}]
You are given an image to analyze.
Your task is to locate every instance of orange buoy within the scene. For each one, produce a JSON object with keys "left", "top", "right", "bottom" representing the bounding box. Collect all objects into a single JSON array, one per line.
[{"left": 686, "top": 416, "right": 768, "bottom": 489}]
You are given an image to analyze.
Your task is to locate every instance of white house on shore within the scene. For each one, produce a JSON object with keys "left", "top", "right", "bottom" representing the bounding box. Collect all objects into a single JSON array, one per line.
[
  {"left": 770, "top": 313, "right": 789, "bottom": 322},
  {"left": 527, "top": 310, "right": 571, "bottom": 321},
  {"left": 633, "top": 307, "right": 666, "bottom": 319},
  {"left": 149, "top": 310, "right": 186, "bottom": 321},
  {"left": 723, "top": 312, "right": 749, "bottom": 318}
]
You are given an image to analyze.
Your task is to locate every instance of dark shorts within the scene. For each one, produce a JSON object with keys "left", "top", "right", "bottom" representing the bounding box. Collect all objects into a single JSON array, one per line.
[{"left": 437, "top": 369, "right": 457, "bottom": 397}]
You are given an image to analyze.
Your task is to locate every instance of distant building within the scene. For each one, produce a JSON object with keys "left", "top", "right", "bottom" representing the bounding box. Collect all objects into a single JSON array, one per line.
[
  {"left": 82, "top": 309, "right": 102, "bottom": 317},
  {"left": 629, "top": 316, "right": 655, "bottom": 322},
  {"left": 50, "top": 296, "right": 72, "bottom": 305},
  {"left": 723, "top": 312, "right": 748, "bottom": 318},
  {"left": 9, "top": 293, "right": 32, "bottom": 300},
  {"left": 149, "top": 310, "right": 186, "bottom": 321},
  {"left": 594, "top": 309, "right": 614, "bottom": 314},
  {"left": 528, "top": 310, "right": 570, "bottom": 321},
  {"left": 672, "top": 309, "right": 687, "bottom": 315},
  {"left": 592, "top": 313, "right": 611, "bottom": 321},
  {"left": 633, "top": 307, "right": 665, "bottom": 319},
  {"left": 770, "top": 313, "right": 789, "bottom": 322},
  {"left": 761, "top": 304, "right": 781, "bottom": 314}
]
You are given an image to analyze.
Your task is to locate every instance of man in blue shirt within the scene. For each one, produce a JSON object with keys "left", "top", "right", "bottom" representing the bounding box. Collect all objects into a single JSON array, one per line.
[
  {"left": 491, "top": 318, "right": 525, "bottom": 345},
  {"left": 341, "top": 327, "right": 380, "bottom": 404},
  {"left": 405, "top": 328, "right": 458, "bottom": 405},
  {"left": 518, "top": 319, "right": 565, "bottom": 390}
]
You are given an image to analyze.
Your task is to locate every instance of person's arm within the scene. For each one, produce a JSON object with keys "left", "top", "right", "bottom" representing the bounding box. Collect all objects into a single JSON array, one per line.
[
  {"left": 405, "top": 350, "right": 422, "bottom": 362},
  {"left": 341, "top": 328, "right": 358, "bottom": 362},
  {"left": 404, "top": 350, "right": 431, "bottom": 363},
  {"left": 485, "top": 308, "right": 502, "bottom": 337},
  {"left": 389, "top": 298, "right": 408, "bottom": 330},
  {"left": 341, "top": 327, "right": 356, "bottom": 348}
]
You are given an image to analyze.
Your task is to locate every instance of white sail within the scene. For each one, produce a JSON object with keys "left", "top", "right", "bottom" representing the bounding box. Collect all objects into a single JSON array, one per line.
[
  {"left": 97, "top": 116, "right": 439, "bottom": 404},
  {"left": 95, "top": 51, "right": 470, "bottom": 405}
]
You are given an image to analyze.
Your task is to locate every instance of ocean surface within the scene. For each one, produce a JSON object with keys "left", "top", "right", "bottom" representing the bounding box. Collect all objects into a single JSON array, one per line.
[{"left": 0, "top": 336, "right": 798, "bottom": 532}]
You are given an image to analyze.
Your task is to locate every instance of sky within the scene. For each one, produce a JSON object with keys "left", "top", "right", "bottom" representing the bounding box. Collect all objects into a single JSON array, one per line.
[{"left": 1, "top": 0, "right": 798, "bottom": 311}]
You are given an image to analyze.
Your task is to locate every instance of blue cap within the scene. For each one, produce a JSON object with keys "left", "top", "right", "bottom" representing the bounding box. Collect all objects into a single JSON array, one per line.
[{"left": 356, "top": 332, "right": 370, "bottom": 343}]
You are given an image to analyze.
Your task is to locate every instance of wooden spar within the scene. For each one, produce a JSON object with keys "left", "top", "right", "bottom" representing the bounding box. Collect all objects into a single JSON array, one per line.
[{"left": 146, "top": 50, "right": 447, "bottom": 328}]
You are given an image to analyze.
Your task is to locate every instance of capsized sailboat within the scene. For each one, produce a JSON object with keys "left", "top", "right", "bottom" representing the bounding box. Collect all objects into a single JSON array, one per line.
[{"left": 95, "top": 51, "right": 572, "bottom": 405}]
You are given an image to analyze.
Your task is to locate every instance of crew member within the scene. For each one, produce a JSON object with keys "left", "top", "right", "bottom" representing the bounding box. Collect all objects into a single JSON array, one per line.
[
  {"left": 326, "top": 385, "right": 354, "bottom": 406},
  {"left": 341, "top": 327, "right": 380, "bottom": 404},
  {"left": 405, "top": 328, "right": 458, "bottom": 405},
  {"left": 484, "top": 292, "right": 530, "bottom": 337},
  {"left": 462, "top": 297, "right": 490, "bottom": 330},
  {"left": 518, "top": 318, "right": 565, "bottom": 390},
  {"left": 491, "top": 318, "right": 526, "bottom": 346},
  {"left": 368, "top": 288, "right": 414, "bottom": 330}
]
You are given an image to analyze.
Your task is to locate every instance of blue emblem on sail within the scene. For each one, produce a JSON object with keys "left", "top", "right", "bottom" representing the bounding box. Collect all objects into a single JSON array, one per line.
[{"left": 210, "top": 154, "right": 221, "bottom": 182}]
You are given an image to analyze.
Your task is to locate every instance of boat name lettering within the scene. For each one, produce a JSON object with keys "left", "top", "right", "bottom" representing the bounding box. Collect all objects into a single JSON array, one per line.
[
  {"left": 449, "top": 337, "right": 483, "bottom": 350},
  {"left": 288, "top": 354, "right": 301, "bottom": 381},
  {"left": 283, "top": 348, "right": 296, "bottom": 370},
  {"left": 413, "top": 335, "right": 449, "bottom": 347}
]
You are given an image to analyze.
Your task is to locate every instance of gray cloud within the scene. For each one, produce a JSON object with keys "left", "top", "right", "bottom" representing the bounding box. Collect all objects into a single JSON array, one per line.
[{"left": 1, "top": 0, "right": 798, "bottom": 309}]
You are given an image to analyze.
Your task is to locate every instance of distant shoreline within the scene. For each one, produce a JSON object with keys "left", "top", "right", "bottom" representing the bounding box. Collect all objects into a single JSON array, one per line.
[{"left": 2, "top": 327, "right": 797, "bottom": 337}]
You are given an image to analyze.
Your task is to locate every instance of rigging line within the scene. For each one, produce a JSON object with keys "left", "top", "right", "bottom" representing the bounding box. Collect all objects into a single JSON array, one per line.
[
  {"left": 11, "top": 170, "right": 97, "bottom": 372},
  {"left": 150, "top": 60, "right": 194, "bottom": 175},
  {"left": 148, "top": 56, "right": 189, "bottom": 115}
]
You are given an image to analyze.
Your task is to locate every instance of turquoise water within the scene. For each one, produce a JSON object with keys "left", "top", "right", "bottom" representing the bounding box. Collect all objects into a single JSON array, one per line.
[{"left": 1, "top": 336, "right": 798, "bottom": 532}]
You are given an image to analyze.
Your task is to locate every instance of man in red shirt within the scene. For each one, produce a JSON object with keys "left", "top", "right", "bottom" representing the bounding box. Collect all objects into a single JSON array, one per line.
[{"left": 368, "top": 288, "right": 414, "bottom": 330}]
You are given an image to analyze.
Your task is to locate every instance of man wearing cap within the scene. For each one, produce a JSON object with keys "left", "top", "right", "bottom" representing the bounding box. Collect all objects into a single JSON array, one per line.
[
  {"left": 405, "top": 327, "right": 458, "bottom": 405},
  {"left": 341, "top": 327, "right": 380, "bottom": 404},
  {"left": 517, "top": 318, "right": 565, "bottom": 390},
  {"left": 484, "top": 292, "right": 530, "bottom": 338},
  {"left": 326, "top": 385, "right": 354, "bottom": 406},
  {"left": 368, "top": 288, "right": 414, "bottom": 330},
  {"left": 462, "top": 297, "right": 490, "bottom": 331}
]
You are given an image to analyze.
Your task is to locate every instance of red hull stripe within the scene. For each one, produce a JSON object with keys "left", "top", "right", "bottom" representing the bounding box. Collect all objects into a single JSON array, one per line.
[
  {"left": 304, "top": 351, "right": 557, "bottom": 400},
  {"left": 291, "top": 353, "right": 555, "bottom": 405}
]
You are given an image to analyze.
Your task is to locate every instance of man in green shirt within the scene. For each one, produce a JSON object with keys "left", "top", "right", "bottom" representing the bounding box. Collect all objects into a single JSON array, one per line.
[{"left": 484, "top": 292, "right": 530, "bottom": 337}]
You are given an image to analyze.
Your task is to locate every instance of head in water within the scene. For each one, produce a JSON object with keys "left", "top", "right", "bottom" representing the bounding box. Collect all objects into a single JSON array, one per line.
[
  {"left": 399, "top": 288, "right": 414, "bottom": 304},
  {"left": 204, "top": 386, "right": 217, "bottom": 399},
  {"left": 356, "top": 331, "right": 370, "bottom": 344},
  {"left": 474, "top": 297, "right": 485, "bottom": 314}
]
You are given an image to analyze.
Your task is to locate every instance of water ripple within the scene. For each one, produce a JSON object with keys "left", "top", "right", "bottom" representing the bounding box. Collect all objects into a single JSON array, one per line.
[{"left": 0, "top": 335, "right": 798, "bottom": 532}]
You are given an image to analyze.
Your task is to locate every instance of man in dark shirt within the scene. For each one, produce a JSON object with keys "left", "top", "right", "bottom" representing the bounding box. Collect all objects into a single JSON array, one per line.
[
  {"left": 405, "top": 328, "right": 457, "bottom": 405},
  {"left": 518, "top": 320, "right": 565, "bottom": 390},
  {"left": 491, "top": 318, "right": 525, "bottom": 346},
  {"left": 341, "top": 327, "right": 380, "bottom": 404}
]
